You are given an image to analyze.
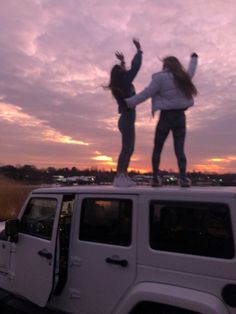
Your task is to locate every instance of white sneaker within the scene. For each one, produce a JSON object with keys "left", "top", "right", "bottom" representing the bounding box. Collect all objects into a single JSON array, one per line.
[
  {"left": 113, "top": 174, "right": 135, "bottom": 187},
  {"left": 125, "top": 175, "right": 136, "bottom": 186}
]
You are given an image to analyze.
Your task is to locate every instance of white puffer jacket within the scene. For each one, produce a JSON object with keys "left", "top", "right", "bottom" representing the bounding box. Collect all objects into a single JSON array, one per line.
[{"left": 126, "top": 56, "right": 198, "bottom": 114}]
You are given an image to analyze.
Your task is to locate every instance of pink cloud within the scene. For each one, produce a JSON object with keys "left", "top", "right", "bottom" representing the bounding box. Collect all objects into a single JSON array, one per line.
[{"left": 0, "top": 0, "right": 235, "bottom": 173}]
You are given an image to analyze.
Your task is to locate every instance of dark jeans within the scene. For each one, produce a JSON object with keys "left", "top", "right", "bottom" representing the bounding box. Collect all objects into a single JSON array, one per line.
[
  {"left": 152, "top": 110, "right": 187, "bottom": 179},
  {"left": 117, "top": 110, "right": 136, "bottom": 173}
]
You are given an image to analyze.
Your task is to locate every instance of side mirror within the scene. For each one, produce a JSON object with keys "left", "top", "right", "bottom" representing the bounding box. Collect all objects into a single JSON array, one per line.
[{"left": 5, "top": 219, "right": 20, "bottom": 242}]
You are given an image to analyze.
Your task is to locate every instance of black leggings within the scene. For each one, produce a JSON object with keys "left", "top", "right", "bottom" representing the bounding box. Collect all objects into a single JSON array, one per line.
[
  {"left": 152, "top": 110, "right": 187, "bottom": 179},
  {"left": 117, "top": 110, "right": 136, "bottom": 173}
]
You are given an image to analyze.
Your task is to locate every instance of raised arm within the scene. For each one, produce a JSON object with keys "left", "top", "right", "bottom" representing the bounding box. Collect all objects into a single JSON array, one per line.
[
  {"left": 187, "top": 52, "right": 198, "bottom": 78},
  {"left": 124, "top": 38, "right": 143, "bottom": 84}
]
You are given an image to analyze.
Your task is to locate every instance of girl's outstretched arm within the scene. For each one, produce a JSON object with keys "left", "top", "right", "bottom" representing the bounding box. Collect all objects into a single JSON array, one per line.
[
  {"left": 125, "top": 73, "right": 161, "bottom": 108},
  {"left": 124, "top": 39, "right": 143, "bottom": 84},
  {"left": 187, "top": 52, "right": 198, "bottom": 78}
]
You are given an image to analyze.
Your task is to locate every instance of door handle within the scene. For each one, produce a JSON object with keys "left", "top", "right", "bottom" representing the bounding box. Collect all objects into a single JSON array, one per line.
[
  {"left": 38, "top": 249, "right": 52, "bottom": 260},
  {"left": 106, "top": 257, "right": 128, "bottom": 267}
]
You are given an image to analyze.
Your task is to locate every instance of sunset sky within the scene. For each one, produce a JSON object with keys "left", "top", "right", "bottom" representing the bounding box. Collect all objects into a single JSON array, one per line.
[{"left": 0, "top": 0, "right": 236, "bottom": 173}]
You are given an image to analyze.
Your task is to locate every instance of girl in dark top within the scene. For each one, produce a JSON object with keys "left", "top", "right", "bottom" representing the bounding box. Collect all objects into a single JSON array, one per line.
[{"left": 108, "top": 38, "right": 142, "bottom": 187}]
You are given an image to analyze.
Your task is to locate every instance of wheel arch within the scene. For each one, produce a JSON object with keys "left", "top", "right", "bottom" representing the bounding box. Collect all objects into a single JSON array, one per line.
[{"left": 114, "top": 282, "right": 228, "bottom": 314}]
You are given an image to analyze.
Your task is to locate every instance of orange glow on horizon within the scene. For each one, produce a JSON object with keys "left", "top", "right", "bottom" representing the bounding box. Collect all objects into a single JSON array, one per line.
[
  {"left": 128, "top": 167, "right": 150, "bottom": 174},
  {"left": 210, "top": 158, "right": 226, "bottom": 163},
  {"left": 194, "top": 164, "right": 224, "bottom": 173},
  {"left": 193, "top": 155, "right": 236, "bottom": 173},
  {"left": 92, "top": 152, "right": 116, "bottom": 167},
  {"left": 92, "top": 155, "right": 113, "bottom": 162}
]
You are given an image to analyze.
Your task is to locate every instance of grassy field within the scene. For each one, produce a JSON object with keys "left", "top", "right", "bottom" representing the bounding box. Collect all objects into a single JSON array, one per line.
[{"left": 0, "top": 176, "right": 37, "bottom": 221}]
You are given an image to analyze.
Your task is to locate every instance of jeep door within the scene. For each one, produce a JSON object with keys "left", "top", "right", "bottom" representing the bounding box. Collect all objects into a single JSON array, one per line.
[
  {"left": 2, "top": 194, "right": 63, "bottom": 307},
  {"left": 69, "top": 193, "right": 138, "bottom": 314}
]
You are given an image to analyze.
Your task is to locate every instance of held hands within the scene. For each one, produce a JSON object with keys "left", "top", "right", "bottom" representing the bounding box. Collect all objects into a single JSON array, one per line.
[
  {"left": 133, "top": 38, "right": 141, "bottom": 51},
  {"left": 125, "top": 98, "right": 136, "bottom": 109}
]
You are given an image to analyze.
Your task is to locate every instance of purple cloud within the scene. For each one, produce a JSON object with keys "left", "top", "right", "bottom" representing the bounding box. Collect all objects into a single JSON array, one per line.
[{"left": 0, "top": 0, "right": 236, "bottom": 173}]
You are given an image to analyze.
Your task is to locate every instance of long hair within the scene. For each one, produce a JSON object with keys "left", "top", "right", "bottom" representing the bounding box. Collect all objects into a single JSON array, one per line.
[
  {"left": 163, "top": 56, "right": 198, "bottom": 98},
  {"left": 106, "top": 65, "right": 126, "bottom": 99}
]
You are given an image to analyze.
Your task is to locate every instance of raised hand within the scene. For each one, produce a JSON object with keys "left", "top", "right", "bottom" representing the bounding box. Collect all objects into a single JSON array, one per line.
[
  {"left": 115, "top": 51, "right": 125, "bottom": 62},
  {"left": 133, "top": 38, "right": 141, "bottom": 51},
  {"left": 191, "top": 52, "right": 198, "bottom": 58}
]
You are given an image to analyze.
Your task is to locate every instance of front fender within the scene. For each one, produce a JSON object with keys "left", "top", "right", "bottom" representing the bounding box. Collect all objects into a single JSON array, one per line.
[{"left": 114, "top": 282, "right": 228, "bottom": 314}]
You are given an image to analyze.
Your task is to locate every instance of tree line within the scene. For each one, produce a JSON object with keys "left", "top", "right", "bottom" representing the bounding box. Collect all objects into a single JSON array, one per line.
[{"left": 0, "top": 164, "right": 235, "bottom": 185}]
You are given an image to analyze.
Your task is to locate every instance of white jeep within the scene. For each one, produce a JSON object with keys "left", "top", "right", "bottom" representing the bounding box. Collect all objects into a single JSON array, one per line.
[{"left": 0, "top": 185, "right": 236, "bottom": 314}]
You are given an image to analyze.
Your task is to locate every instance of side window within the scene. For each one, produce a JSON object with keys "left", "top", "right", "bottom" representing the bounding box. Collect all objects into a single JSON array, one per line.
[
  {"left": 150, "top": 201, "right": 234, "bottom": 259},
  {"left": 21, "top": 198, "right": 57, "bottom": 240},
  {"left": 79, "top": 198, "right": 132, "bottom": 246}
]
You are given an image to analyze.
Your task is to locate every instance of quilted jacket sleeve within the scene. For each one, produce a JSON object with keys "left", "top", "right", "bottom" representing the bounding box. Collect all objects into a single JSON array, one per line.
[
  {"left": 187, "top": 56, "right": 198, "bottom": 78},
  {"left": 126, "top": 73, "right": 161, "bottom": 108}
]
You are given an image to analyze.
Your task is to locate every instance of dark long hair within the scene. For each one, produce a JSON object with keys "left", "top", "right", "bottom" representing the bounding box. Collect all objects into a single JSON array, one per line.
[
  {"left": 107, "top": 64, "right": 126, "bottom": 99},
  {"left": 163, "top": 56, "right": 197, "bottom": 98}
]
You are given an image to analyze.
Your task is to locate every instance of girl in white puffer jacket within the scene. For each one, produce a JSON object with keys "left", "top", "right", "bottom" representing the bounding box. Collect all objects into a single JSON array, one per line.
[{"left": 126, "top": 53, "right": 198, "bottom": 187}]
